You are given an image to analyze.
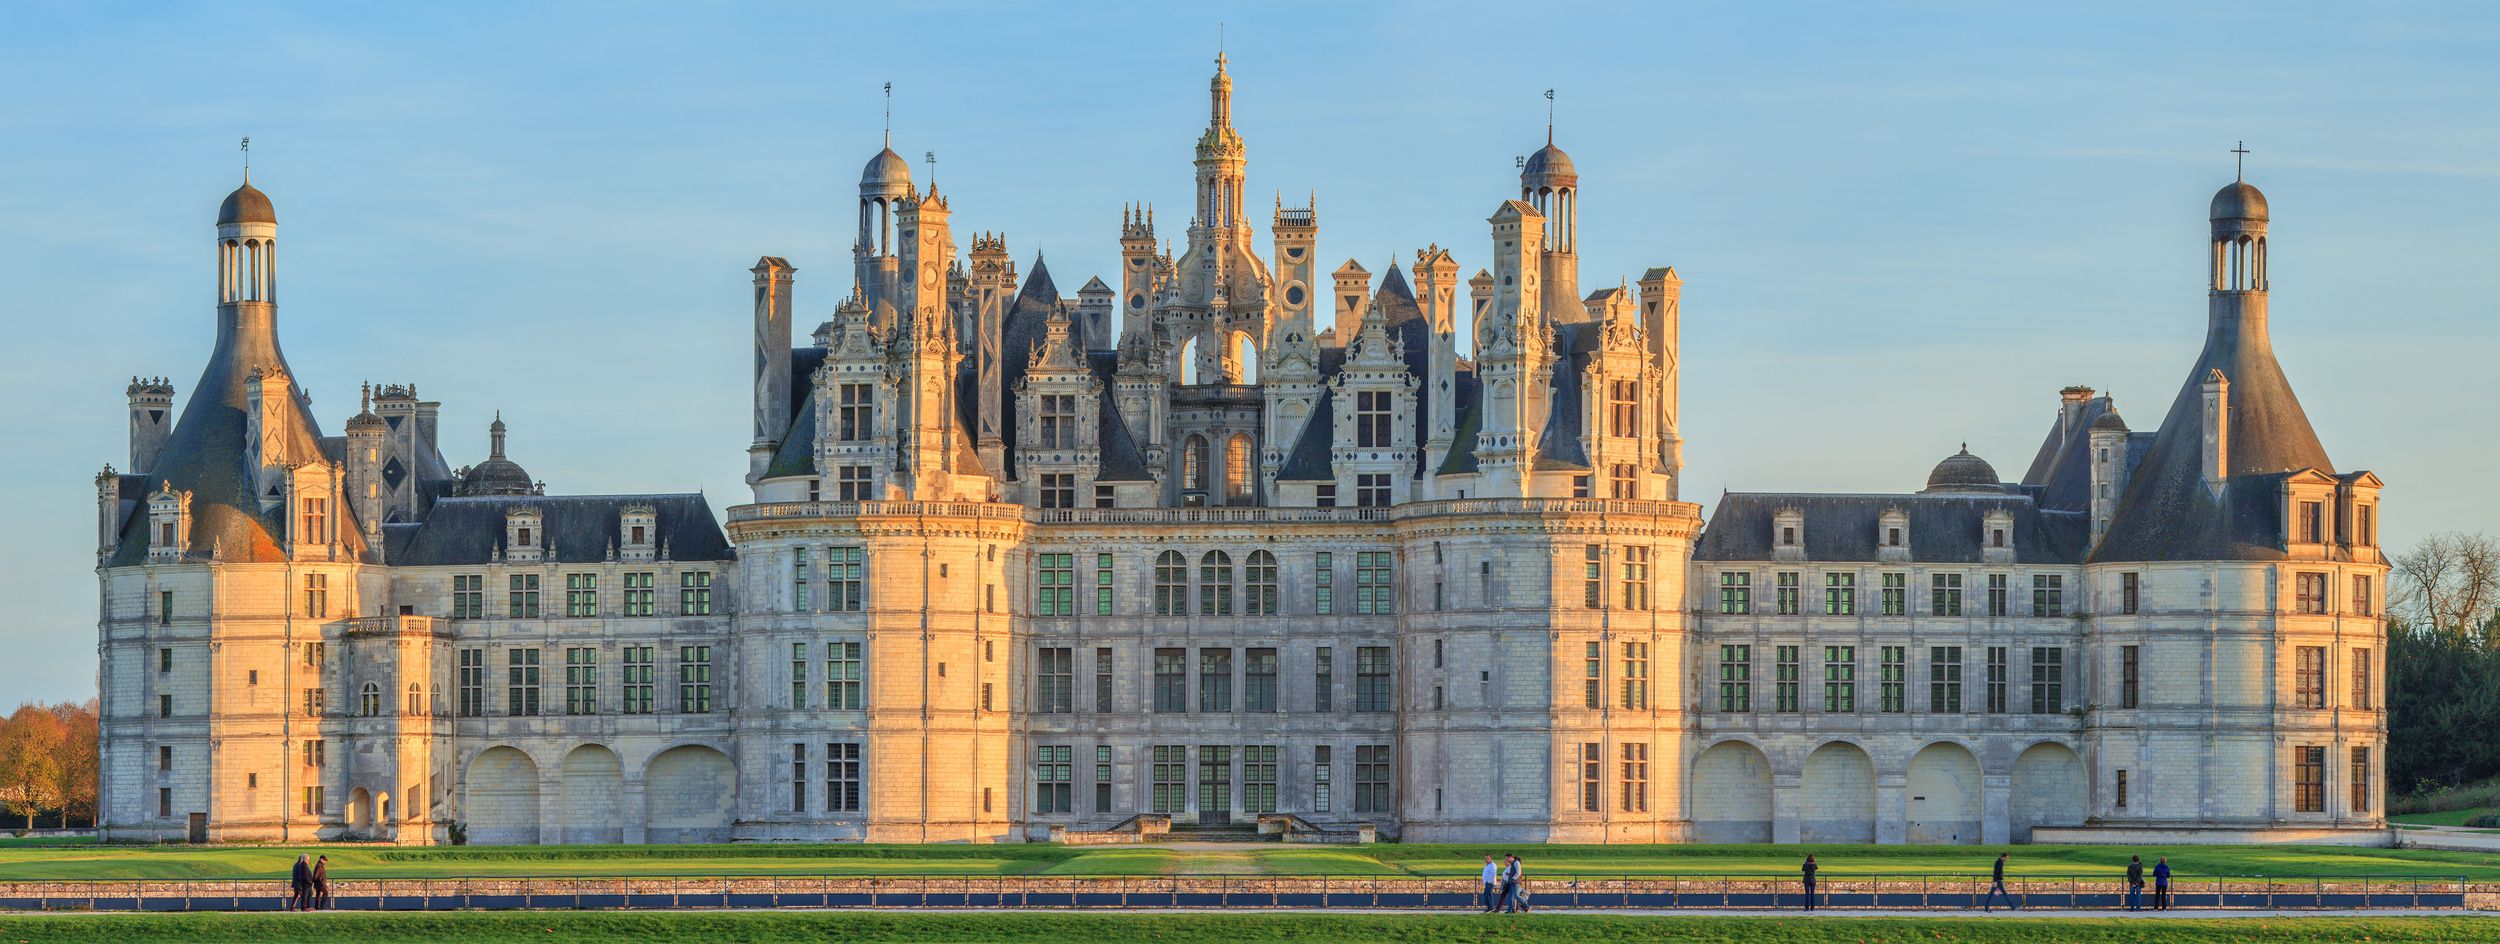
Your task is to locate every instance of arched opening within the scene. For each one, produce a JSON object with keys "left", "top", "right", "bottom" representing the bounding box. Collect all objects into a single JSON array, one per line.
[
  {"left": 1198, "top": 550, "right": 1234, "bottom": 616},
  {"left": 1690, "top": 741, "right": 1772, "bottom": 843},
  {"left": 1231, "top": 331, "right": 1259, "bottom": 384},
  {"left": 1177, "top": 335, "right": 1201, "bottom": 385},
  {"left": 2010, "top": 742, "right": 2085, "bottom": 842},
  {"left": 1182, "top": 435, "right": 1210, "bottom": 497},
  {"left": 348, "top": 787, "right": 374, "bottom": 835},
  {"left": 1224, "top": 433, "right": 1254, "bottom": 503},
  {"left": 360, "top": 682, "right": 381, "bottom": 717},
  {"left": 1801, "top": 741, "right": 1876, "bottom": 843},
  {"left": 406, "top": 683, "right": 424, "bottom": 716},
  {"left": 644, "top": 744, "right": 736, "bottom": 843},
  {"left": 377, "top": 791, "right": 393, "bottom": 833},
  {"left": 558, "top": 744, "right": 625, "bottom": 844},
  {"left": 1906, "top": 742, "right": 1983, "bottom": 844},
  {"left": 463, "top": 746, "right": 541, "bottom": 845}
]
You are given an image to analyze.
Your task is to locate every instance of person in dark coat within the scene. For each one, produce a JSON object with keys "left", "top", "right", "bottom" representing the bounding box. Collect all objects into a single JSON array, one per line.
[
  {"left": 1981, "top": 852, "right": 2017, "bottom": 911},
  {"left": 1500, "top": 854, "right": 1527, "bottom": 913},
  {"left": 313, "top": 854, "right": 331, "bottom": 909},
  {"left": 1801, "top": 854, "right": 1818, "bottom": 911},
  {"left": 2125, "top": 855, "right": 2145, "bottom": 911},
  {"left": 2152, "top": 857, "right": 2171, "bottom": 911},
  {"left": 288, "top": 854, "right": 311, "bottom": 911}
]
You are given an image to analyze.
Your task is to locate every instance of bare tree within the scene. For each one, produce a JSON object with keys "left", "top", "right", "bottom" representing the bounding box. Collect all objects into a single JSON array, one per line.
[{"left": 2394, "top": 532, "right": 2500, "bottom": 644}]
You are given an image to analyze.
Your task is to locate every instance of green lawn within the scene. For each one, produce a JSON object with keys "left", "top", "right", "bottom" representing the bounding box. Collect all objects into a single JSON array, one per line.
[
  {"left": 5, "top": 913, "right": 2500, "bottom": 944},
  {"left": 0, "top": 841, "right": 2494, "bottom": 882},
  {"left": 2393, "top": 808, "right": 2500, "bottom": 827}
]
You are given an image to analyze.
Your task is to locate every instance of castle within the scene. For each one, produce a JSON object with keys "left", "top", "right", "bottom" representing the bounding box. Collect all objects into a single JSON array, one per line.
[{"left": 94, "top": 56, "right": 2389, "bottom": 846}]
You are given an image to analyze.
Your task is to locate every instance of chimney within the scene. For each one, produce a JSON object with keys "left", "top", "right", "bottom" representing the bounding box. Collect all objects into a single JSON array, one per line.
[
  {"left": 126, "top": 376, "right": 174, "bottom": 474},
  {"left": 2088, "top": 408, "right": 2130, "bottom": 542},
  {"left": 750, "top": 256, "right": 795, "bottom": 482},
  {"left": 1331, "top": 260, "right": 1371, "bottom": 345},
  {"left": 2200, "top": 369, "right": 2230, "bottom": 494},
  {"left": 2058, "top": 385, "right": 2095, "bottom": 441}
]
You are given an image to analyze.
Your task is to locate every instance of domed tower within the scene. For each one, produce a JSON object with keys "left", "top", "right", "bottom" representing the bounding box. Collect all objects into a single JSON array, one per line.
[
  {"left": 1920, "top": 445, "right": 2002, "bottom": 494},
  {"left": 855, "top": 142, "right": 914, "bottom": 328},
  {"left": 1521, "top": 120, "right": 1581, "bottom": 323},
  {"left": 456, "top": 414, "right": 538, "bottom": 497}
]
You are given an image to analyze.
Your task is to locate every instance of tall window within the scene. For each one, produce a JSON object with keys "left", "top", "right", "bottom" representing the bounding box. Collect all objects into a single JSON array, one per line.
[
  {"left": 452, "top": 575, "right": 483, "bottom": 620},
  {"left": 1775, "top": 645, "right": 1801, "bottom": 713},
  {"left": 836, "top": 383, "right": 874, "bottom": 441},
  {"left": 1879, "top": 645, "right": 1906, "bottom": 713},
  {"left": 2354, "top": 575, "right": 2374, "bottom": 617},
  {"left": 623, "top": 572, "right": 655, "bottom": 616},
  {"left": 1151, "top": 746, "right": 1187, "bottom": 813},
  {"left": 1245, "top": 648, "right": 1277, "bottom": 712},
  {"left": 1154, "top": 648, "right": 1187, "bottom": 713},
  {"left": 2121, "top": 572, "right": 2140, "bottom": 615},
  {"left": 1823, "top": 646, "right": 1857, "bottom": 712},
  {"left": 622, "top": 646, "right": 655, "bottom": 714},
  {"left": 2296, "top": 646, "right": 2326, "bottom": 708},
  {"left": 457, "top": 648, "right": 485, "bottom": 716},
  {"left": 793, "top": 548, "right": 812, "bottom": 611},
  {"left": 1040, "top": 473, "right": 1075, "bottom": 509},
  {"left": 826, "top": 642, "right": 862, "bottom": 709},
  {"left": 1197, "top": 746, "right": 1232, "bottom": 816},
  {"left": 823, "top": 547, "right": 862, "bottom": 611},
  {"left": 1608, "top": 379, "right": 1638, "bottom": 438},
  {"left": 1356, "top": 473, "right": 1391, "bottom": 507},
  {"left": 1718, "top": 644, "right": 1752, "bottom": 713},
  {"left": 1036, "top": 553, "right": 1075, "bottom": 617},
  {"left": 564, "top": 647, "right": 596, "bottom": 715},
  {"left": 1880, "top": 572, "right": 1907, "bottom": 616},
  {"left": 2358, "top": 505, "right": 2375, "bottom": 546},
  {"left": 1199, "top": 648, "right": 1233, "bottom": 712},
  {"left": 1355, "top": 551, "right": 1393, "bottom": 614},
  {"left": 1038, "top": 394, "right": 1076, "bottom": 448},
  {"left": 1715, "top": 570, "right": 1751, "bottom": 614},
  {"left": 1986, "top": 573, "right": 2009, "bottom": 617},
  {"left": 1824, "top": 572, "right": 1855, "bottom": 615},
  {"left": 507, "top": 648, "right": 540, "bottom": 716},
  {"left": 2121, "top": 645, "right": 2141, "bottom": 709},
  {"left": 1930, "top": 646, "right": 1962, "bottom": 713},
  {"left": 1314, "top": 551, "right": 1334, "bottom": 614},
  {"left": 1154, "top": 550, "right": 1188, "bottom": 615},
  {"left": 2300, "top": 501, "right": 2324, "bottom": 543},
  {"left": 1932, "top": 573, "right": 1962, "bottom": 616},
  {"left": 836, "top": 465, "right": 872, "bottom": 500},
  {"left": 2031, "top": 574, "right": 2064, "bottom": 617},
  {"left": 1034, "top": 745, "right": 1073, "bottom": 814},
  {"left": 1093, "top": 647, "right": 1114, "bottom": 713},
  {"left": 827, "top": 742, "right": 861, "bottom": 812},
  {"left": 1986, "top": 646, "right": 2009, "bottom": 713},
  {"left": 1586, "top": 547, "right": 1606, "bottom": 609},
  {"left": 1578, "top": 743, "right": 1602, "bottom": 812},
  {"left": 508, "top": 574, "right": 541, "bottom": 618},
  {"left": 1182, "top": 435, "right": 1209, "bottom": 494},
  {"left": 1226, "top": 435, "right": 1258, "bottom": 499},
  {"left": 1094, "top": 745, "right": 1113, "bottom": 813},
  {"left": 359, "top": 682, "right": 381, "bottom": 717},
  {"left": 2352, "top": 648, "right": 2373, "bottom": 710},
  {"left": 679, "top": 645, "right": 712, "bottom": 713},
  {"left": 1355, "top": 646, "right": 1392, "bottom": 711},
  {"left": 2029, "top": 646, "right": 2063, "bottom": 713},
  {"left": 2294, "top": 745, "right": 2326, "bottom": 813},
  {"left": 1036, "top": 647, "right": 1072, "bottom": 714},
  {"left": 1199, "top": 551, "right": 1234, "bottom": 615},
  {"left": 1243, "top": 745, "right": 1279, "bottom": 814},
  {"left": 1776, "top": 571, "right": 1800, "bottom": 615},
  {"left": 300, "top": 496, "right": 327, "bottom": 543},
  {"left": 1355, "top": 390, "right": 1392, "bottom": 447},
  {"left": 565, "top": 573, "right": 597, "bottom": 617},
  {"left": 2296, "top": 573, "right": 2329, "bottom": 615},
  {"left": 1584, "top": 641, "right": 1604, "bottom": 709},
  {"left": 1312, "top": 746, "right": 1333, "bottom": 812},
  {"left": 680, "top": 571, "right": 712, "bottom": 615},
  {"left": 1353, "top": 745, "right": 1392, "bottom": 813},
  {"left": 1245, "top": 551, "right": 1279, "bottom": 615},
  {"left": 2352, "top": 747, "right": 2372, "bottom": 814},
  {"left": 1621, "top": 546, "right": 1651, "bottom": 610},
  {"left": 302, "top": 573, "right": 328, "bottom": 618},
  {"left": 1620, "top": 642, "right": 1650, "bottom": 710},
  {"left": 1619, "top": 742, "right": 1649, "bottom": 813},
  {"left": 1095, "top": 553, "right": 1116, "bottom": 615},
  {"left": 1314, "top": 647, "right": 1334, "bottom": 712}
]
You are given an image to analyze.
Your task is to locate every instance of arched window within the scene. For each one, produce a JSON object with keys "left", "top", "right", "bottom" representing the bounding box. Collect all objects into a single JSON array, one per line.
[
  {"left": 1154, "top": 550, "right": 1188, "bottom": 616},
  {"left": 359, "top": 682, "right": 381, "bottom": 717},
  {"left": 1199, "top": 550, "right": 1235, "bottom": 616},
  {"left": 407, "top": 683, "right": 425, "bottom": 716},
  {"left": 1245, "top": 550, "right": 1279, "bottom": 616},
  {"left": 1183, "top": 435, "right": 1210, "bottom": 494},
  {"left": 1225, "top": 433, "right": 1254, "bottom": 500}
]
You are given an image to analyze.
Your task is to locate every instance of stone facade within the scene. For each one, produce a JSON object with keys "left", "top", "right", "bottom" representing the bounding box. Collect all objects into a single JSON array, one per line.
[{"left": 94, "top": 59, "right": 2384, "bottom": 846}]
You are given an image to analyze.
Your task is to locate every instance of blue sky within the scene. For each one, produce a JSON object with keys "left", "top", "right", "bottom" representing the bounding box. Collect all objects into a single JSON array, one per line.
[{"left": 1, "top": 2, "right": 2494, "bottom": 704}]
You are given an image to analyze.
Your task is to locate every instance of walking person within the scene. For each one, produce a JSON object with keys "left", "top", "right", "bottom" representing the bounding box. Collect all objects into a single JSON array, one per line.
[
  {"left": 1800, "top": 854, "right": 1818, "bottom": 912},
  {"left": 1501, "top": 853, "right": 1528, "bottom": 913},
  {"left": 2152, "top": 857, "right": 2171, "bottom": 911},
  {"left": 288, "top": 854, "right": 311, "bottom": 911},
  {"left": 1479, "top": 854, "right": 1501, "bottom": 913},
  {"left": 2125, "top": 855, "right": 2145, "bottom": 912},
  {"left": 1981, "top": 852, "right": 2017, "bottom": 911},
  {"left": 313, "top": 854, "right": 331, "bottom": 910}
]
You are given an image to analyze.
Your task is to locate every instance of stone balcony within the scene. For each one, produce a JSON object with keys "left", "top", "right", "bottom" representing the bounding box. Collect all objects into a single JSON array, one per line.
[{"left": 727, "top": 497, "right": 1702, "bottom": 528}]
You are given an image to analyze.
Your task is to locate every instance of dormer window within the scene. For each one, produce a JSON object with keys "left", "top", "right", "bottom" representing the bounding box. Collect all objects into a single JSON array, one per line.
[
  {"left": 1887, "top": 528, "right": 1902, "bottom": 547},
  {"left": 630, "top": 526, "right": 646, "bottom": 544},
  {"left": 2300, "top": 501, "right": 2324, "bottom": 544},
  {"left": 505, "top": 506, "right": 545, "bottom": 563},
  {"left": 300, "top": 497, "right": 328, "bottom": 544},
  {"left": 1782, "top": 527, "right": 1796, "bottom": 546},
  {"left": 2358, "top": 505, "right": 2375, "bottom": 546},
  {"left": 1991, "top": 530, "right": 2006, "bottom": 548},
  {"left": 619, "top": 503, "right": 658, "bottom": 563},
  {"left": 517, "top": 527, "right": 534, "bottom": 547}
]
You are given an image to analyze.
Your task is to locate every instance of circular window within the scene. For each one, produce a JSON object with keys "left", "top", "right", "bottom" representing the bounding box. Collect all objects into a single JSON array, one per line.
[
  {"left": 1284, "top": 284, "right": 1306, "bottom": 307},
  {"left": 1129, "top": 294, "right": 1147, "bottom": 310}
]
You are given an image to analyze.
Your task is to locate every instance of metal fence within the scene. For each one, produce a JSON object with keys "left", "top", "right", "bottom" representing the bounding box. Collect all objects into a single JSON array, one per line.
[{"left": 0, "top": 873, "right": 2475, "bottom": 912}]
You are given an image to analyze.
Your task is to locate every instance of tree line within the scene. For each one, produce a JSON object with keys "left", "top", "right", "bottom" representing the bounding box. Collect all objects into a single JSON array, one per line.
[
  {"left": 2389, "top": 532, "right": 2500, "bottom": 795},
  {"left": 0, "top": 700, "right": 98, "bottom": 831}
]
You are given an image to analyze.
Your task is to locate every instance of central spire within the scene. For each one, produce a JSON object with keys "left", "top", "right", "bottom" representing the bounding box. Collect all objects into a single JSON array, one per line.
[{"left": 1210, "top": 51, "right": 1233, "bottom": 129}]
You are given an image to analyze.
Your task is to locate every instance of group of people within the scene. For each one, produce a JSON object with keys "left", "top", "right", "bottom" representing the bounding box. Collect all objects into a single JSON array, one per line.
[
  {"left": 1801, "top": 851, "right": 2175, "bottom": 912},
  {"left": 1477, "top": 854, "right": 1530, "bottom": 913},
  {"left": 286, "top": 853, "right": 332, "bottom": 911}
]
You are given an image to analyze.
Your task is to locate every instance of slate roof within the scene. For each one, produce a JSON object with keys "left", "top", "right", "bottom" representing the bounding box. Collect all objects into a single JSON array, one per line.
[
  {"left": 1696, "top": 492, "right": 2091, "bottom": 565},
  {"left": 762, "top": 347, "right": 829, "bottom": 479},
  {"left": 998, "top": 256, "right": 1062, "bottom": 478},
  {"left": 1087, "top": 351, "right": 1154, "bottom": 481},
  {"left": 1437, "top": 368, "right": 1483, "bottom": 474},
  {"left": 384, "top": 494, "right": 733, "bottom": 566},
  {"left": 1277, "top": 388, "right": 1336, "bottom": 481},
  {"left": 1532, "top": 322, "right": 1594, "bottom": 471}
]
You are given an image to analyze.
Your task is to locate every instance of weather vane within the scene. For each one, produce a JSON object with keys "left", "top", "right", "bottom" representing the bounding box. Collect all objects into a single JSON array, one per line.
[
  {"left": 883, "top": 82, "right": 893, "bottom": 146},
  {"left": 1544, "top": 89, "right": 1555, "bottom": 145},
  {"left": 240, "top": 135, "right": 250, "bottom": 182},
  {"left": 2232, "top": 140, "right": 2250, "bottom": 182}
]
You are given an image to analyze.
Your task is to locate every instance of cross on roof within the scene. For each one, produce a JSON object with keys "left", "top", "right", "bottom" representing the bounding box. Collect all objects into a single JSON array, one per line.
[{"left": 2232, "top": 141, "right": 2250, "bottom": 182}]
